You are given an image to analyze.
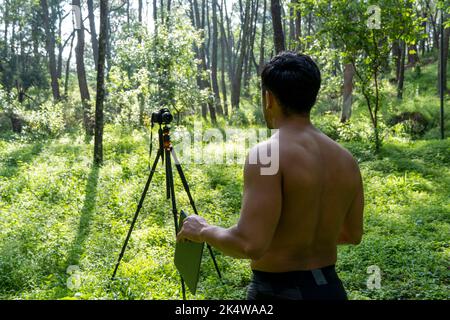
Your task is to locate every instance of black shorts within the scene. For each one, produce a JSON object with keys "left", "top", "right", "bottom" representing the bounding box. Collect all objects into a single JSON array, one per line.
[{"left": 246, "top": 265, "right": 348, "bottom": 300}]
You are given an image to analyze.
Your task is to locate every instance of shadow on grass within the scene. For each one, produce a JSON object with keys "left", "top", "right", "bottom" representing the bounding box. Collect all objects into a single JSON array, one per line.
[
  {"left": 0, "top": 142, "right": 46, "bottom": 178},
  {"left": 66, "top": 165, "right": 100, "bottom": 266}
]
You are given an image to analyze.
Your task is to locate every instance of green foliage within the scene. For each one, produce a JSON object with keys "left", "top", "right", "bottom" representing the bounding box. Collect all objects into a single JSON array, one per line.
[
  {"left": 0, "top": 123, "right": 448, "bottom": 300},
  {"left": 107, "top": 9, "right": 205, "bottom": 127},
  {"left": 297, "top": 0, "right": 426, "bottom": 150}
]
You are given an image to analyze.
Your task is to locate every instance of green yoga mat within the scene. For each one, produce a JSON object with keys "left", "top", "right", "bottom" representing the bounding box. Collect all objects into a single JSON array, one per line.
[{"left": 174, "top": 210, "right": 204, "bottom": 295}]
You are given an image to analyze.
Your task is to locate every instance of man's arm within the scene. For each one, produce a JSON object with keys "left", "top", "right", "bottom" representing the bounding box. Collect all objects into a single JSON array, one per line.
[
  {"left": 337, "top": 165, "right": 364, "bottom": 245},
  {"left": 177, "top": 142, "right": 282, "bottom": 260}
]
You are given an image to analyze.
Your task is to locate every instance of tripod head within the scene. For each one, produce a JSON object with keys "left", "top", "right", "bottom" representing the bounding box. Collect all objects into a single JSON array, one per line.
[
  {"left": 149, "top": 108, "right": 174, "bottom": 167},
  {"left": 151, "top": 107, "right": 173, "bottom": 126}
]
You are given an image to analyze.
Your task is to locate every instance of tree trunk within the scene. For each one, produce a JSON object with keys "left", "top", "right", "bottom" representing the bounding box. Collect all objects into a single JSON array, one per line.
[
  {"left": 3, "top": 0, "right": 8, "bottom": 57},
  {"left": 259, "top": 0, "right": 267, "bottom": 72},
  {"left": 220, "top": 0, "right": 229, "bottom": 117},
  {"left": 57, "top": 9, "right": 63, "bottom": 79},
  {"left": 407, "top": 44, "right": 419, "bottom": 67},
  {"left": 126, "top": 0, "right": 130, "bottom": 27},
  {"left": 270, "top": 0, "right": 285, "bottom": 53},
  {"left": 307, "top": 12, "right": 312, "bottom": 36},
  {"left": 211, "top": 0, "right": 223, "bottom": 116},
  {"left": 444, "top": 27, "right": 449, "bottom": 93},
  {"left": 73, "top": 0, "right": 93, "bottom": 136},
  {"left": 244, "top": 0, "right": 258, "bottom": 93},
  {"left": 289, "top": 2, "right": 295, "bottom": 49},
  {"left": 87, "top": 0, "right": 99, "bottom": 69},
  {"left": 193, "top": 0, "right": 216, "bottom": 123},
  {"left": 294, "top": 1, "right": 301, "bottom": 50},
  {"left": 392, "top": 40, "right": 401, "bottom": 82},
  {"left": 138, "top": 0, "right": 143, "bottom": 23},
  {"left": 40, "top": 0, "right": 61, "bottom": 101},
  {"left": 397, "top": 41, "right": 406, "bottom": 99},
  {"left": 438, "top": 23, "right": 449, "bottom": 93},
  {"left": 223, "top": 0, "right": 234, "bottom": 92},
  {"left": 64, "top": 33, "right": 75, "bottom": 98},
  {"left": 94, "top": 0, "right": 108, "bottom": 166},
  {"left": 340, "top": 63, "right": 355, "bottom": 123},
  {"left": 221, "top": 35, "right": 229, "bottom": 117},
  {"left": 231, "top": 0, "right": 251, "bottom": 109}
]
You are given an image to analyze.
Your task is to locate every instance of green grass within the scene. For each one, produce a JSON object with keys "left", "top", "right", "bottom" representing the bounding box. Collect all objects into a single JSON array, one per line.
[
  {"left": 0, "top": 55, "right": 448, "bottom": 300},
  {"left": 0, "top": 124, "right": 448, "bottom": 300}
]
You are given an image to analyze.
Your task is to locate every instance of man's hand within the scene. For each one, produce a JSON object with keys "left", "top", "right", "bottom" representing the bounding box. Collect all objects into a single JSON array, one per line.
[{"left": 176, "top": 215, "right": 209, "bottom": 243}]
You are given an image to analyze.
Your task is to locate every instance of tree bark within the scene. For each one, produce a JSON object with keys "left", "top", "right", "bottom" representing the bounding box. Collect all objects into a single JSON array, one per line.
[
  {"left": 87, "top": 0, "right": 99, "bottom": 69},
  {"left": 211, "top": 0, "right": 223, "bottom": 116},
  {"left": 193, "top": 0, "right": 216, "bottom": 123},
  {"left": 3, "top": 0, "right": 8, "bottom": 57},
  {"left": 219, "top": 0, "right": 229, "bottom": 117},
  {"left": 244, "top": 0, "right": 258, "bottom": 93},
  {"left": 397, "top": 41, "right": 406, "bottom": 99},
  {"left": 289, "top": 2, "right": 295, "bottom": 49},
  {"left": 259, "top": 0, "right": 267, "bottom": 73},
  {"left": 407, "top": 44, "right": 419, "bottom": 67},
  {"left": 438, "top": 22, "right": 449, "bottom": 93},
  {"left": 64, "top": 33, "right": 75, "bottom": 98},
  {"left": 73, "top": 0, "right": 93, "bottom": 136},
  {"left": 340, "top": 63, "right": 355, "bottom": 123},
  {"left": 270, "top": 0, "right": 285, "bottom": 53},
  {"left": 294, "top": 0, "right": 301, "bottom": 50},
  {"left": 57, "top": 9, "right": 63, "bottom": 79},
  {"left": 94, "top": 0, "right": 108, "bottom": 166},
  {"left": 392, "top": 40, "right": 401, "bottom": 82},
  {"left": 40, "top": 0, "right": 61, "bottom": 101},
  {"left": 231, "top": 0, "right": 251, "bottom": 109},
  {"left": 138, "top": 0, "right": 143, "bottom": 23}
]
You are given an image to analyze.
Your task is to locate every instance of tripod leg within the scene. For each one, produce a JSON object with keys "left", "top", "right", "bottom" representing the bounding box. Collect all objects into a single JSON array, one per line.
[
  {"left": 165, "top": 149, "right": 186, "bottom": 299},
  {"left": 170, "top": 149, "right": 223, "bottom": 280},
  {"left": 111, "top": 149, "right": 162, "bottom": 280},
  {"left": 181, "top": 277, "right": 186, "bottom": 300},
  {"left": 166, "top": 149, "right": 179, "bottom": 233}
]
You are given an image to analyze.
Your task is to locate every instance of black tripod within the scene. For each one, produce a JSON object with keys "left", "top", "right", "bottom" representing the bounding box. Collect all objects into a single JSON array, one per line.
[{"left": 111, "top": 123, "right": 222, "bottom": 300}]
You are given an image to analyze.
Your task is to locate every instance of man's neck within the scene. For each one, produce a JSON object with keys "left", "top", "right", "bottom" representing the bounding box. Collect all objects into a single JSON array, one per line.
[{"left": 277, "top": 114, "right": 313, "bottom": 130}]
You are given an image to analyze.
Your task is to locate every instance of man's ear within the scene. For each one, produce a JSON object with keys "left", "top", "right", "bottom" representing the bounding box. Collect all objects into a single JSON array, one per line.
[{"left": 265, "top": 90, "right": 273, "bottom": 110}]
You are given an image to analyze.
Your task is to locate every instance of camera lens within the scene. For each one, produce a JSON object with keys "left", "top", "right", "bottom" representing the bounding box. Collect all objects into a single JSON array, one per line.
[{"left": 162, "top": 112, "right": 173, "bottom": 124}]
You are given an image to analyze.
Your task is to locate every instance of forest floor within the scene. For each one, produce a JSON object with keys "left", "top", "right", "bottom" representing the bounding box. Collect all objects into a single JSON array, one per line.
[{"left": 0, "top": 123, "right": 448, "bottom": 300}]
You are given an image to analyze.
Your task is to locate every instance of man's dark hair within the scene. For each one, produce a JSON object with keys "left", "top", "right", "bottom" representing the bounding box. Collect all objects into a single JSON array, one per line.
[{"left": 261, "top": 51, "right": 321, "bottom": 115}]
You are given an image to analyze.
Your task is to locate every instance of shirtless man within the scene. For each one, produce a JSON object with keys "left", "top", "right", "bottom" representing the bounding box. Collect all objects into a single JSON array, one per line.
[{"left": 176, "top": 52, "right": 364, "bottom": 300}]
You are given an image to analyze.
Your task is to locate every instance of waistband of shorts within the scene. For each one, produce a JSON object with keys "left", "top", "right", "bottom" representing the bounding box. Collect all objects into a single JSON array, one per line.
[{"left": 251, "top": 265, "right": 339, "bottom": 286}]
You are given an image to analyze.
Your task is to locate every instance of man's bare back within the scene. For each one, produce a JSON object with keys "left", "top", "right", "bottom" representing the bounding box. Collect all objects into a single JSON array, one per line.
[{"left": 251, "top": 123, "right": 364, "bottom": 272}]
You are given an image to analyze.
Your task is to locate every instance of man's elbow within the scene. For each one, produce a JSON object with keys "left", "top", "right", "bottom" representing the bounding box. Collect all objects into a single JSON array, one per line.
[
  {"left": 348, "top": 234, "right": 362, "bottom": 245},
  {"left": 243, "top": 244, "right": 267, "bottom": 260},
  {"left": 339, "top": 230, "right": 363, "bottom": 245}
]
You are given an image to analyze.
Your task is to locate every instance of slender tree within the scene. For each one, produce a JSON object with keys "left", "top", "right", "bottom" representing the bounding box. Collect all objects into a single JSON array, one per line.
[
  {"left": 397, "top": 41, "right": 406, "bottom": 99},
  {"left": 87, "top": 0, "right": 99, "bottom": 69},
  {"left": 219, "top": 0, "right": 229, "bottom": 116},
  {"left": 341, "top": 63, "right": 355, "bottom": 123},
  {"left": 94, "top": 0, "right": 108, "bottom": 166},
  {"left": 259, "top": 0, "right": 267, "bottom": 72},
  {"left": 73, "top": 0, "right": 93, "bottom": 136},
  {"left": 211, "top": 0, "right": 223, "bottom": 116},
  {"left": 231, "top": 0, "right": 251, "bottom": 109},
  {"left": 271, "top": 0, "right": 285, "bottom": 53},
  {"left": 40, "top": 0, "right": 61, "bottom": 101}
]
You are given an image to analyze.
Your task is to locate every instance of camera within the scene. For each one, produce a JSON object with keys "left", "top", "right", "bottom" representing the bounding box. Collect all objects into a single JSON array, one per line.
[{"left": 151, "top": 108, "right": 173, "bottom": 125}]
